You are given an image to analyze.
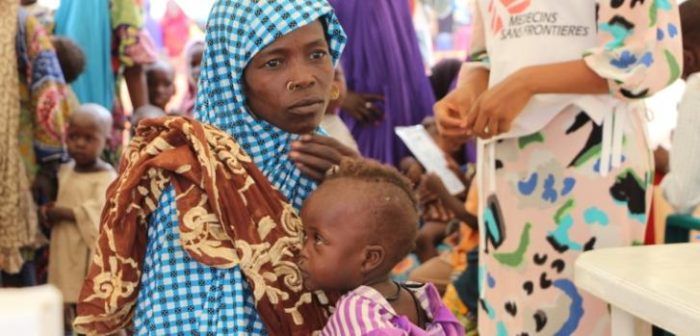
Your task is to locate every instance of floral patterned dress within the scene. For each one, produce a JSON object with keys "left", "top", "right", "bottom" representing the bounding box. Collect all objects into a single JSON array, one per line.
[{"left": 469, "top": 1, "right": 682, "bottom": 335}]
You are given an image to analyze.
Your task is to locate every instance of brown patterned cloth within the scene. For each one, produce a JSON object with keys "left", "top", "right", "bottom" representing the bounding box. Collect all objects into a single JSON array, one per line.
[{"left": 74, "top": 117, "right": 332, "bottom": 335}]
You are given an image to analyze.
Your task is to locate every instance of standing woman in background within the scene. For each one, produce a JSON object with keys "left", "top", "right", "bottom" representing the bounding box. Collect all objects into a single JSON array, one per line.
[
  {"left": 435, "top": 0, "right": 682, "bottom": 334},
  {"left": 328, "top": 0, "right": 436, "bottom": 166}
]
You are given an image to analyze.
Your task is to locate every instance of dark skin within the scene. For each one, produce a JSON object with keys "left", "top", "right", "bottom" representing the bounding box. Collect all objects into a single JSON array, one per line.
[
  {"left": 341, "top": 90, "right": 385, "bottom": 125},
  {"left": 436, "top": 60, "right": 609, "bottom": 141},
  {"left": 124, "top": 65, "right": 148, "bottom": 110},
  {"left": 242, "top": 20, "right": 360, "bottom": 181},
  {"left": 41, "top": 110, "right": 112, "bottom": 228},
  {"left": 21, "top": 0, "right": 37, "bottom": 5},
  {"left": 146, "top": 66, "right": 176, "bottom": 111},
  {"left": 418, "top": 173, "right": 476, "bottom": 228},
  {"left": 299, "top": 182, "right": 424, "bottom": 326},
  {"left": 682, "top": 38, "right": 700, "bottom": 80}
]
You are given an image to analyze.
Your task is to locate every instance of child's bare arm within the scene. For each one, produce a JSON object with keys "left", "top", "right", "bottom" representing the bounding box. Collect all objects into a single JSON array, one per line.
[{"left": 46, "top": 206, "right": 76, "bottom": 224}]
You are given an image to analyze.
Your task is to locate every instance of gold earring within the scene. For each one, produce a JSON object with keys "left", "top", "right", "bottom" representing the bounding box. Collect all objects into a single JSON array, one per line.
[{"left": 330, "top": 85, "right": 340, "bottom": 100}]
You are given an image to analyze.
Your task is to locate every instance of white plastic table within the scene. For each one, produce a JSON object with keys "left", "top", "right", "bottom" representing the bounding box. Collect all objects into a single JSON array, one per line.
[{"left": 575, "top": 244, "right": 700, "bottom": 336}]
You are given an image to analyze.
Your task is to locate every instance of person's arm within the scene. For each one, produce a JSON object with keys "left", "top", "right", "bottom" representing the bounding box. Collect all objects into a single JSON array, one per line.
[
  {"left": 434, "top": 0, "right": 489, "bottom": 144},
  {"left": 46, "top": 206, "right": 76, "bottom": 223},
  {"left": 124, "top": 65, "right": 148, "bottom": 109},
  {"left": 465, "top": 60, "right": 608, "bottom": 138},
  {"left": 420, "top": 174, "right": 476, "bottom": 228},
  {"left": 466, "top": 0, "right": 683, "bottom": 139},
  {"left": 662, "top": 75, "right": 700, "bottom": 213}
]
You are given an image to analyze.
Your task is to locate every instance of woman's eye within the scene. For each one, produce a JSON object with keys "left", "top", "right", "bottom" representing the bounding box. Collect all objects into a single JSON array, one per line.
[
  {"left": 264, "top": 59, "right": 282, "bottom": 68},
  {"left": 310, "top": 50, "right": 328, "bottom": 60},
  {"left": 314, "top": 233, "right": 324, "bottom": 245}
]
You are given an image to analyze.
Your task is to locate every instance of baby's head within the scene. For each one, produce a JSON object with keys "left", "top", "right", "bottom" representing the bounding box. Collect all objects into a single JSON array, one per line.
[
  {"left": 145, "top": 60, "right": 176, "bottom": 110},
  {"left": 131, "top": 104, "right": 166, "bottom": 135},
  {"left": 67, "top": 104, "right": 112, "bottom": 167},
  {"left": 681, "top": 0, "right": 700, "bottom": 79},
  {"left": 299, "top": 158, "right": 419, "bottom": 293},
  {"left": 51, "top": 36, "right": 86, "bottom": 84}
]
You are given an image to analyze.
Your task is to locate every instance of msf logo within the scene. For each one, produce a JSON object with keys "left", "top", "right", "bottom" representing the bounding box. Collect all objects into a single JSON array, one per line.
[{"left": 487, "top": 0, "right": 531, "bottom": 34}]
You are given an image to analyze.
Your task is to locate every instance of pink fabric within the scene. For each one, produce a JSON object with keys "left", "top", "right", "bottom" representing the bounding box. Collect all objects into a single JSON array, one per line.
[{"left": 322, "top": 283, "right": 464, "bottom": 336}]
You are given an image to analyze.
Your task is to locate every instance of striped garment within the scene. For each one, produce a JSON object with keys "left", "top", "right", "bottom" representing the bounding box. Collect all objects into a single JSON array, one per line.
[{"left": 323, "top": 283, "right": 464, "bottom": 336}]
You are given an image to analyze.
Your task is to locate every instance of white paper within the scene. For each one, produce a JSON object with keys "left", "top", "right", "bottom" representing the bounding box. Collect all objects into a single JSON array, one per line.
[{"left": 395, "top": 125, "right": 465, "bottom": 195}]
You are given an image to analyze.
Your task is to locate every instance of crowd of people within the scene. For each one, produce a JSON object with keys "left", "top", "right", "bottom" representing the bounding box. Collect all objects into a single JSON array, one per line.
[{"left": 0, "top": 0, "right": 699, "bottom": 335}]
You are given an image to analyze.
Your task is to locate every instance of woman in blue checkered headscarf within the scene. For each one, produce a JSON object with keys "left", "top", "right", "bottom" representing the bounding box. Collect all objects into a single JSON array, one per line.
[{"left": 74, "top": 1, "right": 350, "bottom": 335}]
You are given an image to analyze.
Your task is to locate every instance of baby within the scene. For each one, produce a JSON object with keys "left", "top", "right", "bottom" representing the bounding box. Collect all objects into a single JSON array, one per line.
[{"left": 299, "top": 158, "right": 463, "bottom": 335}]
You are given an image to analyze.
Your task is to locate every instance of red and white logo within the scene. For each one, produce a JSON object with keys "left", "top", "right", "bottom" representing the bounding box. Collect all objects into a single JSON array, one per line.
[{"left": 487, "top": 0, "right": 532, "bottom": 34}]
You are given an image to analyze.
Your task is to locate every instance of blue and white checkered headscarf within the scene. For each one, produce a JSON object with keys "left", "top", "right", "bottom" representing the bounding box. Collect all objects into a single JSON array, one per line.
[{"left": 194, "top": 0, "right": 347, "bottom": 209}]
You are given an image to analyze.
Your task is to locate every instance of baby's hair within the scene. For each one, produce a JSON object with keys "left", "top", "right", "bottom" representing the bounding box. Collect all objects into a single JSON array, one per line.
[
  {"left": 51, "top": 36, "right": 86, "bottom": 83},
  {"left": 681, "top": 0, "right": 700, "bottom": 48},
  {"left": 325, "top": 158, "right": 417, "bottom": 208},
  {"left": 324, "top": 158, "right": 419, "bottom": 267},
  {"left": 132, "top": 105, "right": 166, "bottom": 125}
]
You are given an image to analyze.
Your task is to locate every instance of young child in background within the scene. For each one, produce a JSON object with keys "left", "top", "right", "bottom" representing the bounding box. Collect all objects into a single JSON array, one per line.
[
  {"left": 179, "top": 39, "right": 204, "bottom": 117},
  {"left": 299, "top": 158, "right": 463, "bottom": 335},
  {"left": 321, "top": 66, "right": 359, "bottom": 153},
  {"left": 145, "top": 60, "right": 176, "bottom": 113},
  {"left": 399, "top": 117, "right": 473, "bottom": 263},
  {"left": 41, "top": 104, "right": 116, "bottom": 333}
]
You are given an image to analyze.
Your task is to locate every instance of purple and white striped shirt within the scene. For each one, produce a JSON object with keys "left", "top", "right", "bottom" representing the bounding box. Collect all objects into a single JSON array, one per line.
[{"left": 322, "top": 283, "right": 464, "bottom": 336}]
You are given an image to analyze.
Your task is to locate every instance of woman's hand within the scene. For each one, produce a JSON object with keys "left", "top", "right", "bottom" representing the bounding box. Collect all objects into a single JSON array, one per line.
[
  {"left": 290, "top": 134, "right": 361, "bottom": 181},
  {"left": 434, "top": 67, "right": 489, "bottom": 145},
  {"left": 465, "top": 70, "right": 533, "bottom": 139},
  {"left": 340, "top": 91, "right": 384, "bottom": 124}
]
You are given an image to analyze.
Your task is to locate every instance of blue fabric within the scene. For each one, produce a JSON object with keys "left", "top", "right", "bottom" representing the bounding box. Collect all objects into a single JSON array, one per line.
[
  {"left": 54, "top": 0, "right": 115, "bottom": 110},
  {"left": 194, "top": 0, "right": 346, "bottom": 209},
  {"left": 134, "top": 187, "right": 266, "bottom": 335},
  {"left": 133, "top": 1, "right": 346, "bottom": 334}
]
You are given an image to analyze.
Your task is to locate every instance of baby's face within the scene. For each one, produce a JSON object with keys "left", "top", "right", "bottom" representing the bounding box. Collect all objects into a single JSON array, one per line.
[{"left": 298, "top": 183, "right": 368, "bottom": 293}]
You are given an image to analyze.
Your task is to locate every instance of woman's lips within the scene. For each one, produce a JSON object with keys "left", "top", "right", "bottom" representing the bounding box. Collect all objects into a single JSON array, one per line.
[{"left": 288, "top": 98, "right": 324, "bottom": 116}]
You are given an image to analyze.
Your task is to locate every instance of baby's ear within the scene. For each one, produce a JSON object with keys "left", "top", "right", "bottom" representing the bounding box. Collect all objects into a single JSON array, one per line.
[{"left": 361, "top": 245, "right": 385, "bottom": 275}]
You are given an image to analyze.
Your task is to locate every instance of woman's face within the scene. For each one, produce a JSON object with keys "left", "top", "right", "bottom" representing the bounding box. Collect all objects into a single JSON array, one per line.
[{"left": 244, "top": 21, "right": 335, "bottom": 134}]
